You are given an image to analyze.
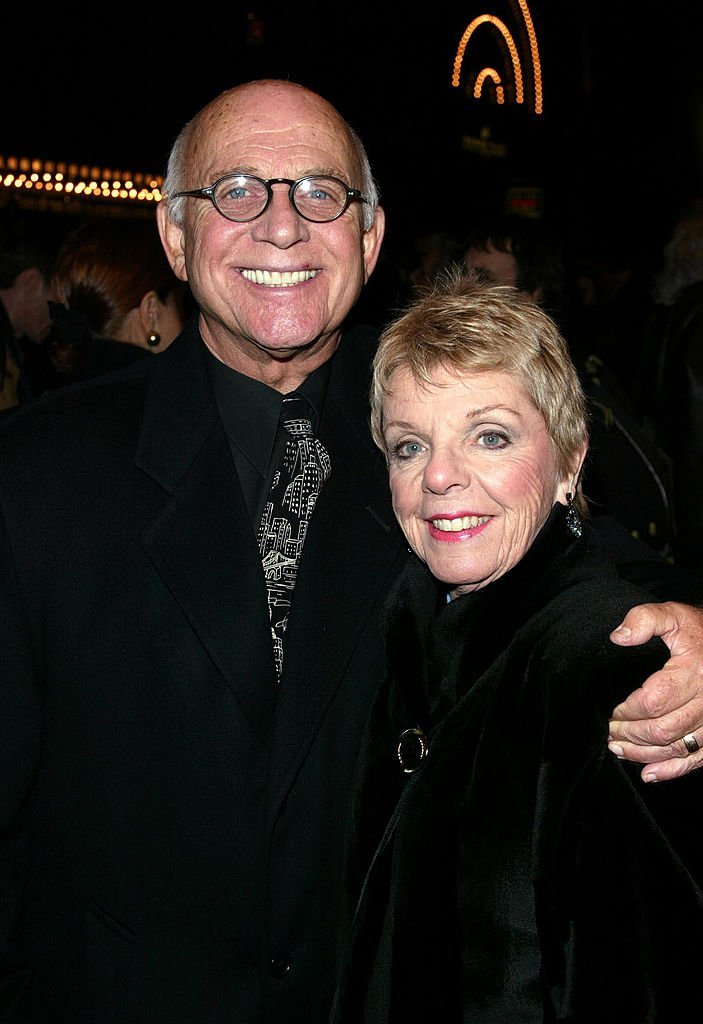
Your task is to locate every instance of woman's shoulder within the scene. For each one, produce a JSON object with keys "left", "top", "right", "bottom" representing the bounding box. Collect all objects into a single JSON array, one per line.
[{"left": 519, "top": 557, "right": 667, "bottom": 716}]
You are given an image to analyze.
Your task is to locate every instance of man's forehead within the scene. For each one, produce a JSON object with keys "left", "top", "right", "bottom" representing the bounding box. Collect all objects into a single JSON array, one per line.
[{"left": 189, "top": 88, "right": 358, "bottom": 181}]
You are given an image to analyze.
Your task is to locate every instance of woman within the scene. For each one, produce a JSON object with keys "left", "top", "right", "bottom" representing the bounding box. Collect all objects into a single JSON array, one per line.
[
  {"left": 332, "top": 271, "right": 703, "bottom": 1023},
  {"left": 47, "top": 217, "right": 188, "bottom": 384}
]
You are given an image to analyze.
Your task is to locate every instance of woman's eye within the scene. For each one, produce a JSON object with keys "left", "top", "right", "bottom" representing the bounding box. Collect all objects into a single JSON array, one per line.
[
  {"left": 477, "top": 430, "right": 508, "bottom": 449},
  {"left": 390, "top": 440, "right": 425, "bottom": 459}
]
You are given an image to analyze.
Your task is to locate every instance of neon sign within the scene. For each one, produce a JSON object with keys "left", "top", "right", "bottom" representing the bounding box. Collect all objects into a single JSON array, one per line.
[{"left": 452, "top": 1, "right": 543, "bottom": 115}]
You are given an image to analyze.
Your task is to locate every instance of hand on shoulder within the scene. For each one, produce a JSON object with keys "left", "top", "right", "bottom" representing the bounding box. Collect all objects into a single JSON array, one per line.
[{"left": 608, "top": 601, "right": 703, "bottom": 781}]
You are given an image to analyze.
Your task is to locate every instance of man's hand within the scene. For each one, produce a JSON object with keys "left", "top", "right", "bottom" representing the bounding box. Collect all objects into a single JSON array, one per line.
[{"left": 608, "top": 601, "right": 703, "bottom": 781}]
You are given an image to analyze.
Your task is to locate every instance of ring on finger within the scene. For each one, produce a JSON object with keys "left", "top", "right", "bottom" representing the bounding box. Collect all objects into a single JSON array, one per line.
[{"left": 682, "top": 732, "right": 700, "bottom": 755}]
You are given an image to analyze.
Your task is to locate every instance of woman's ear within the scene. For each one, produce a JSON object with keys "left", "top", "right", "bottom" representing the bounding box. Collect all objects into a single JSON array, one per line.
[
  {"left": 558, "top": 444, "right": 588, "bottom": 504},
  {"left": 137, "top": 291, "right": 163, "bottom": 348},
  {"left": 138, "top": 291, "right": 158, "bottom": 328},
  {"left": 573, "top": 444, "right": 587, "bottom": 488}
]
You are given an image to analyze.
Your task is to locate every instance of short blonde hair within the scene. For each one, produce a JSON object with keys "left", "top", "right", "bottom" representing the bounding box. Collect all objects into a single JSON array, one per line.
[{"left": 370, "top": 268, "right": 589, "bottom": 511}]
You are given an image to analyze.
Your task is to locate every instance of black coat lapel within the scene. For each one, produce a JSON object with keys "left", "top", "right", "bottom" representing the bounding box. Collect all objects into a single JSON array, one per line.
[
  {"left": 267, "top": 326, "right": 407, "bottom": 804},
  {"left": 136, "top": 323, "right": 277, "bottom": 742}
]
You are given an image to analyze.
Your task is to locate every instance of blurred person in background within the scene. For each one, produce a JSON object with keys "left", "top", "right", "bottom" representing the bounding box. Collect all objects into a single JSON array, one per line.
[
  {"left": 461, "top": 213, "right": 677, "bottom": 561},
  {"left": 0, "top": 205, "right": 63, "bottom": 408},
  {"left": 48, "top": 217, "right": 188, "bottom": 385},
  {"left": 635, "top": 199, "right": 703, "bottom": 570}
]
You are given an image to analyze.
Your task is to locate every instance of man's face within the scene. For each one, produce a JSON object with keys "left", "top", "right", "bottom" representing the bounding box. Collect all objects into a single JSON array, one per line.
[
  {"left": 463, "top": 242, "right": 519, "bottom": 289},
  {"left": 13, "top": 268, "right": 52, "bottom": 344},
  {"left": 159, "top": 82, "right": 384, "bottom": 378}
]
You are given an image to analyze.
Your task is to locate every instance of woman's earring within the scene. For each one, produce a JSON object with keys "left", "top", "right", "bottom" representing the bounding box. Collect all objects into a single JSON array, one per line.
[
  {"left": 565, "top": 492, "right": 582, "bottom": 538},
  {"left": 146, "top": 330, "right": 161, "bottom": 347}
]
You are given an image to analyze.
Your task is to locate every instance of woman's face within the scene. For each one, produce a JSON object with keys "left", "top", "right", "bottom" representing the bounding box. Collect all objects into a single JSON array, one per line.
[{"left": 382, "top": 364, "right": 574, "bottom": 598}]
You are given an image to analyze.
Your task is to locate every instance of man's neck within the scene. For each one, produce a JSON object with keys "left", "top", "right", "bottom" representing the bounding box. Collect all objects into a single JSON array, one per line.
[{"left": 201, "top": 321, "right": 343, "bottom": 394}]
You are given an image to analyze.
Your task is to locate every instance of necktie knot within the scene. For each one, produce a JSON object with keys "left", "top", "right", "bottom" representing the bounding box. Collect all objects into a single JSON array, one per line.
[{"left": 280, "top": 395, "right": 314, "bottom": 437}]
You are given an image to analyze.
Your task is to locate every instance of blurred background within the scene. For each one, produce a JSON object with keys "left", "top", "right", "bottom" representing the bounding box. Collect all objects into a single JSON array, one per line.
[
  {"left": 2, "top": 1, "right": 703, "bottom": 287},
  {"left": 4, "top": 1, "right": 703, "bottom": 563}
]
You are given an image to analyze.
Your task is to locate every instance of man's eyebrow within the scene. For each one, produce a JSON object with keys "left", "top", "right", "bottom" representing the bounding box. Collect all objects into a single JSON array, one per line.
[{"left": 210, "top": 166, "right": 351, "bottom": 180}]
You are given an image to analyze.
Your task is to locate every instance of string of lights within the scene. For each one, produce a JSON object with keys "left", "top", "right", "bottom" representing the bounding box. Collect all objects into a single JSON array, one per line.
[{"left": 0, "top": 155, "right": 163, "bottom": 206}]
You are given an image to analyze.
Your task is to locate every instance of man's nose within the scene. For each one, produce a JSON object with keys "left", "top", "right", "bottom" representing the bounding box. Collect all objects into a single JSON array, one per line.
[{"left": 249, "top": 185, "right": 310, "bottom": 248}]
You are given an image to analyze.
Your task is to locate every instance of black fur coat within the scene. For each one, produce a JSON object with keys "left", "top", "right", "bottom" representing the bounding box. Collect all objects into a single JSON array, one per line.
[{"left": 332, "top": 505, "right": 703, "bottom": 1023}]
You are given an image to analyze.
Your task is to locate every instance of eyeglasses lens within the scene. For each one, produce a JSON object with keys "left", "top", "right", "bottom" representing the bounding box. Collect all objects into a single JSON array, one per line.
[
  {"left": 213, "top": 175, "right": 348, "bottom": 222},
  {"left": 292, "top": 178, "right": 347, "bottom": 221}
]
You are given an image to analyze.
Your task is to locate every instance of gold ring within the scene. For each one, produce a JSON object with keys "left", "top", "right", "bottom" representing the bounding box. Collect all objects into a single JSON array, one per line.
[{"left": 683, "top": 733, "right": 700, "bottom": 755}]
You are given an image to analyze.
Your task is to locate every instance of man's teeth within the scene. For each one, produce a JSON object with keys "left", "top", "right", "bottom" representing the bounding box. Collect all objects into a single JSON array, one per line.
[
  {"left": 431, "top": 515, "right": 490, "bottom": 532},
  {"left": 241, "top": 269, "right": 318, "bottom": 286}
]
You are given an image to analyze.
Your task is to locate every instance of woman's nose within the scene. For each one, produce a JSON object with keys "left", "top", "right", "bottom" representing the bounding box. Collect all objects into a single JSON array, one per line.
[{"left": 422, "top": 448, "right": 470, "bottom": 494}]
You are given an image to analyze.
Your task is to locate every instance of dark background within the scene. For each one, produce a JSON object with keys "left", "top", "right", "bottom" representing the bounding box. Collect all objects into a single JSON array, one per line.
[{"left": 3, "top": 2, "right": 703, "bottom": 268}]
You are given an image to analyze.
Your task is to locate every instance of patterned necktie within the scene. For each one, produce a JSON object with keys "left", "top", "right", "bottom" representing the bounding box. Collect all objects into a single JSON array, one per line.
[{"left": 257, "top": 394, "right": 331, "bottom": 680}]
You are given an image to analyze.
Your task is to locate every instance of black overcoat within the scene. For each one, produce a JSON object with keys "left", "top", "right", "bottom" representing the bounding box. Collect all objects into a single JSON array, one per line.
[
  {"left": 0, "top": 318, "right": 408, "bottom": 1023},
  {"left": 334, "top": 508, "right": 703, "bottom": 1023}
]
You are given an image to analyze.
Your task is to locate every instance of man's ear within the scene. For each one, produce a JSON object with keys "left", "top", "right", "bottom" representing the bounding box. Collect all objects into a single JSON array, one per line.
[
  {"left": 362, "top": 205, "right": 386, "bottom": 284},
  {"left": 15, "top": 266, "right": 45, "bottom": 296},
  {"left": 157, "top": 202, "right": 188, "bottom": 282}
]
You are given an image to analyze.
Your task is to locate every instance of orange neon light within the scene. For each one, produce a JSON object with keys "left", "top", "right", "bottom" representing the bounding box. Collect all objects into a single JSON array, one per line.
[{"left": 452, "top": 1, "right": 543, "bottom": 115}]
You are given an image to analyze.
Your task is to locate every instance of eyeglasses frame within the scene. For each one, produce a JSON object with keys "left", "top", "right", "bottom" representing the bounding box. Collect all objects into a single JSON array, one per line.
[{"left": 172, "top": 172, "right": 368, "bottom": 224}]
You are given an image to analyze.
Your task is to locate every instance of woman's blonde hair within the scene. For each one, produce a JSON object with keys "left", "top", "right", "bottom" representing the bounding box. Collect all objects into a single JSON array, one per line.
[{"left": 370, "top": 268, "right": 589, "bottom": 512}]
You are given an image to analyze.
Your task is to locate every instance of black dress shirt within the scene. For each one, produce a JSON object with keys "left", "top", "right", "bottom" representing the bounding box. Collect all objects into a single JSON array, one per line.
[{"left": 205, "top": 345, "right": 332, "bottom": 528}]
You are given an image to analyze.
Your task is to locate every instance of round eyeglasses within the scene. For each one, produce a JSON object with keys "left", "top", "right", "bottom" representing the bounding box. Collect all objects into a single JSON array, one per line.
[{"left": 172, "top": 173, "right": 368, "bottom": 224}]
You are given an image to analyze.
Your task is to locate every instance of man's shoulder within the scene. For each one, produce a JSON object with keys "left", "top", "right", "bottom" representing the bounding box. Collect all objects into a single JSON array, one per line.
[
  {"left": 0, "top": 374, "right": 152, "bottom": 505},
  {"left": 0, "top": 325, "right": 205, "bottom": 462},
  {"left": 327, "top": 322, "right": 380, "bottom": 399},
  {"left": 341, "top": 321, "right": 381, "bottom": 347},
  {"left": 0, "top": 360, "right": 150, "bottom": 442},
  {"left": 592, "top": 515, "right": 703, "bottom": 603},
  {"left": 336, "top": 320, "right": 379, "bottom": 364}
]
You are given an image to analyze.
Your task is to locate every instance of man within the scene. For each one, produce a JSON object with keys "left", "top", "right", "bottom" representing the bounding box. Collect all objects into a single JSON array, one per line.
[
  {"left": 462, "top": 213, "right": 679, "bottom": 562},
  {"left": 0, "top": 208, "right": 62, "bottom": 407},
  {"left": 462, "top": 213, "right": 564, "bottom": 310},
  {"left": 0, "top": 80, "right": 701, "bottom": 1023}
]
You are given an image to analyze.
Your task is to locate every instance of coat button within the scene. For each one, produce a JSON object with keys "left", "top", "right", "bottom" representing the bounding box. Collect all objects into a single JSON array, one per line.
[
  {"left": 397, "top": 727, "right": 428, "bottom": 773},
  {"left": 268, "top": 952, "right": 292, "bottom": 978}
]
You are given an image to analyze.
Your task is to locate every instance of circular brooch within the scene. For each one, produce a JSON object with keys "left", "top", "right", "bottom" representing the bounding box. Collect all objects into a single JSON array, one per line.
[{"left": 396, "top": 727, "right": 428, "bottom": 773}]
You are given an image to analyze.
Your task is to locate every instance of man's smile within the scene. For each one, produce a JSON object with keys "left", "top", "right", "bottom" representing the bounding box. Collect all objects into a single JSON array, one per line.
[{"left": 240, "top": 269, "right": 320, "bottom": 287}]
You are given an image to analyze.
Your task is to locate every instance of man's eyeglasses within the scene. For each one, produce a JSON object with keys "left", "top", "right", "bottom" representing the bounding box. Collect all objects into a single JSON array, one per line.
[{"left": 172, "top": 173, "right": 368, "bottom": 224}]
